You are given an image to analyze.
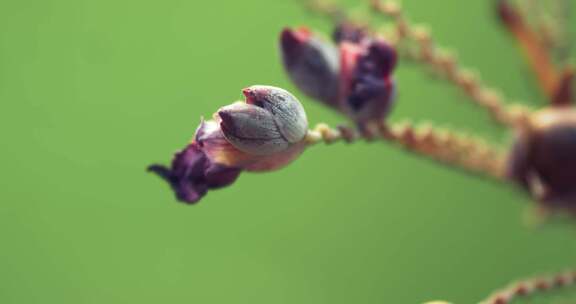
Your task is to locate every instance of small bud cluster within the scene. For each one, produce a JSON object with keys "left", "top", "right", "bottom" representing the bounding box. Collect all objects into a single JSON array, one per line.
[
  {"left": 372, "top": 0, "right": 532, "bottom": 127},
  {"left": 148, "top": 1, "right": 576, "bottom": 303},
  {"left": 149, "top": 0, "right": 576, "bottom": 220},
  {"left": 491, "top": 0, "right": 576, "bottom": 214},
  {"left": 280, "top": 24, "right": 397, "bottom": 126},
  {"left": 302, "top": 0, "right": 576, "bottom": 213}
]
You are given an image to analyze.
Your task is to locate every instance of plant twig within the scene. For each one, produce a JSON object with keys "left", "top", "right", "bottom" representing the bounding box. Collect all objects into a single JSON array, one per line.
[
  {"left": 305, "top": 121, "right": 507, "bottom": 180},
  {"left": 496, "top": 0, "right": 562, "bottom": 101},
  {"left": 371, "top": 0, "right": 533, "bottom": 127},
  {"left": 480, "top": 270, "right": 576, "bottom": 304}
]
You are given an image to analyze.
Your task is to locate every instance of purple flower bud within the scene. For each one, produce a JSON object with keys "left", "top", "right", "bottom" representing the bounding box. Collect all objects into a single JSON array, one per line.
[
  {"left": 280, "top": 27, "right": 340, "bottom": 106},
  {"left": 339, "top": 39, "right": 397, "bottom": 122},
  {"left": 507, "top": 108, "right": 576, "bottom": 211},
  {"left": 218, "top": 85, "right": 308, "bottom": 156},
  {"left": 280, "top": 27, "right": 398, "bottom": 125},
  {"left": 149, "top": 86, "right": 309, "bottom": 204}
]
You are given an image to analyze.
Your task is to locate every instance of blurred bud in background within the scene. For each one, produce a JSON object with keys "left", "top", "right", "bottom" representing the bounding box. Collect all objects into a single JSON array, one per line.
[{"left": 280, "top": 26, "right": 397, "bottom": 126}]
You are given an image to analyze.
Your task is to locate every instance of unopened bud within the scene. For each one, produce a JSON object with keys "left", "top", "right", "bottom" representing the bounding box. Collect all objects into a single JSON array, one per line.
[
  {"left": 340, "top": 38, "right": 398, "bottom": 122},
  {"left": 149, "top": 86, "right": 310, "bottom": 205},
  {"left": 281, "top": 27, "right": 398, "bottom": 125},
  {"left": 218, "top": 85, "right": 308, "bottom": 156},
  {"left": 507, "top": 107, "right": 576, "bottom": 210},
  {"left": 280, "top": 27, "right": 340, "bottom": 106}
]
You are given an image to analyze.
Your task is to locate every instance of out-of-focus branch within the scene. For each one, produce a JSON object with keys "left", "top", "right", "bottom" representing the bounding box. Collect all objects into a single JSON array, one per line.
[
  {"left": 496, "top": 0, "right": 566, "bottom": 103},
  {"left": 371, "top": 0, "right": 533, "bottom": 127},
  {"left": 306, "top": 120, "right": 507, "bottom": 181},
  {"left": 480, "top": 270, "right": 576, "bottom": 304}
]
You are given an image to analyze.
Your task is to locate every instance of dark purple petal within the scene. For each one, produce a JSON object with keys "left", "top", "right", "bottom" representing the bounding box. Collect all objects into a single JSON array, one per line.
[
  {"left": 361, "top": 39, "right": 397, "bottom": 79},
  {"left": 347, "top": 77, "right": 396, "bottom": 122},
  {"left": 204, "top": 164, "right": 241, "bottom": 188},
  {"left": 170, "top": 143, "right": 208, "bottom": 182},
  {"left": 173, "top": 178, "right": 208, "bottom": 204},
  {"left": 148, "top": 143, "right": 241, "bottom": 204}
]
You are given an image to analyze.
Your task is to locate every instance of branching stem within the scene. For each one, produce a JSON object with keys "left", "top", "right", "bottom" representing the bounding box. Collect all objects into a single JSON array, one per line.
[{"left": 370, "top": 0, "right": 533, "bottom": 127}]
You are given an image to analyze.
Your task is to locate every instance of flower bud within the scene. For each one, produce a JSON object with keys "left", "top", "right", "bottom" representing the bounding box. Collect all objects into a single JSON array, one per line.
[
  {"left": 339, "top": 38, "right": 397, "bottom": 122},
  {"left": 280, "top": 27, "right": 398, "bottom": 125},
  {"left": 149, "top": 86, "right": 309, "bottom": 204},
  {"left": 280, "top": 27, "right": 340, "bottom": 106},
  {"left": 218, "top": 85, "right": 308, "bottom": 156},
  {"left": 507, "top": 107, "right": 576, "bottom": 210},
  {"left": 148, "top": 143, "right": 241, "bottom": 204}
]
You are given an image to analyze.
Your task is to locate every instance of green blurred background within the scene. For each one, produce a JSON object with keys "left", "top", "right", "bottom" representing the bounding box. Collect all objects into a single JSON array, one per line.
[{"left": 1, "top": 0, "right": 575, "bottom": 303}]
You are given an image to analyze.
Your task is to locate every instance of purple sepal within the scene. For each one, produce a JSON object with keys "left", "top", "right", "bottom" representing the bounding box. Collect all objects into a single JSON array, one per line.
[
  {"left": 347, "top": 76, "right": 396, "bottom": 121},
  {"left": 342, "top": 39, "right": 397, "bottom": 122},
  {"left": 148, "top": 144, "right": 241, "bottom": 204},
  {"left": 204, "top": 163, "right": 242, "bottom": 189},
  {"left": 360, "top": 40, "right": 397, "bottom": 79},
  {"left": 280, "top": 27, "right": 398, "bottom": 125}
]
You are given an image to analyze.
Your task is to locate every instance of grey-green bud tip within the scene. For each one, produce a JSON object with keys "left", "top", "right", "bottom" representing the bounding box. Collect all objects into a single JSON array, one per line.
[{"left": 217, "top": 86, "right": 308, "bottom": 156}]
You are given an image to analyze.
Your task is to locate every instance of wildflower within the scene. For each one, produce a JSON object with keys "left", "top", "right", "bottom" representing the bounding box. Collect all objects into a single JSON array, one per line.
[
  {"left": 148, "top": 86, "right": 308, "bottom": 204},
  {"left": 147, "top": 142, "right": 241, "bottom": 204},
  {"left": 339, "top": 38, "right": 397, "bottom": 123},
  {"left": 280, "top": 27, "right": 397, "bottom": 125}
]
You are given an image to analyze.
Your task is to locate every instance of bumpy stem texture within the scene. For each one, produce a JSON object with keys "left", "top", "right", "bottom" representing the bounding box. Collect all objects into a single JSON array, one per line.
[
  {"left": 306, "top": 121, "right": 507, "bottom": 180},
  {"left": 480, "top": 270, "right": 576, "bottom": 304},
  {"left": 371, "top": 0, "right": 532, "bottom": 127}
]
